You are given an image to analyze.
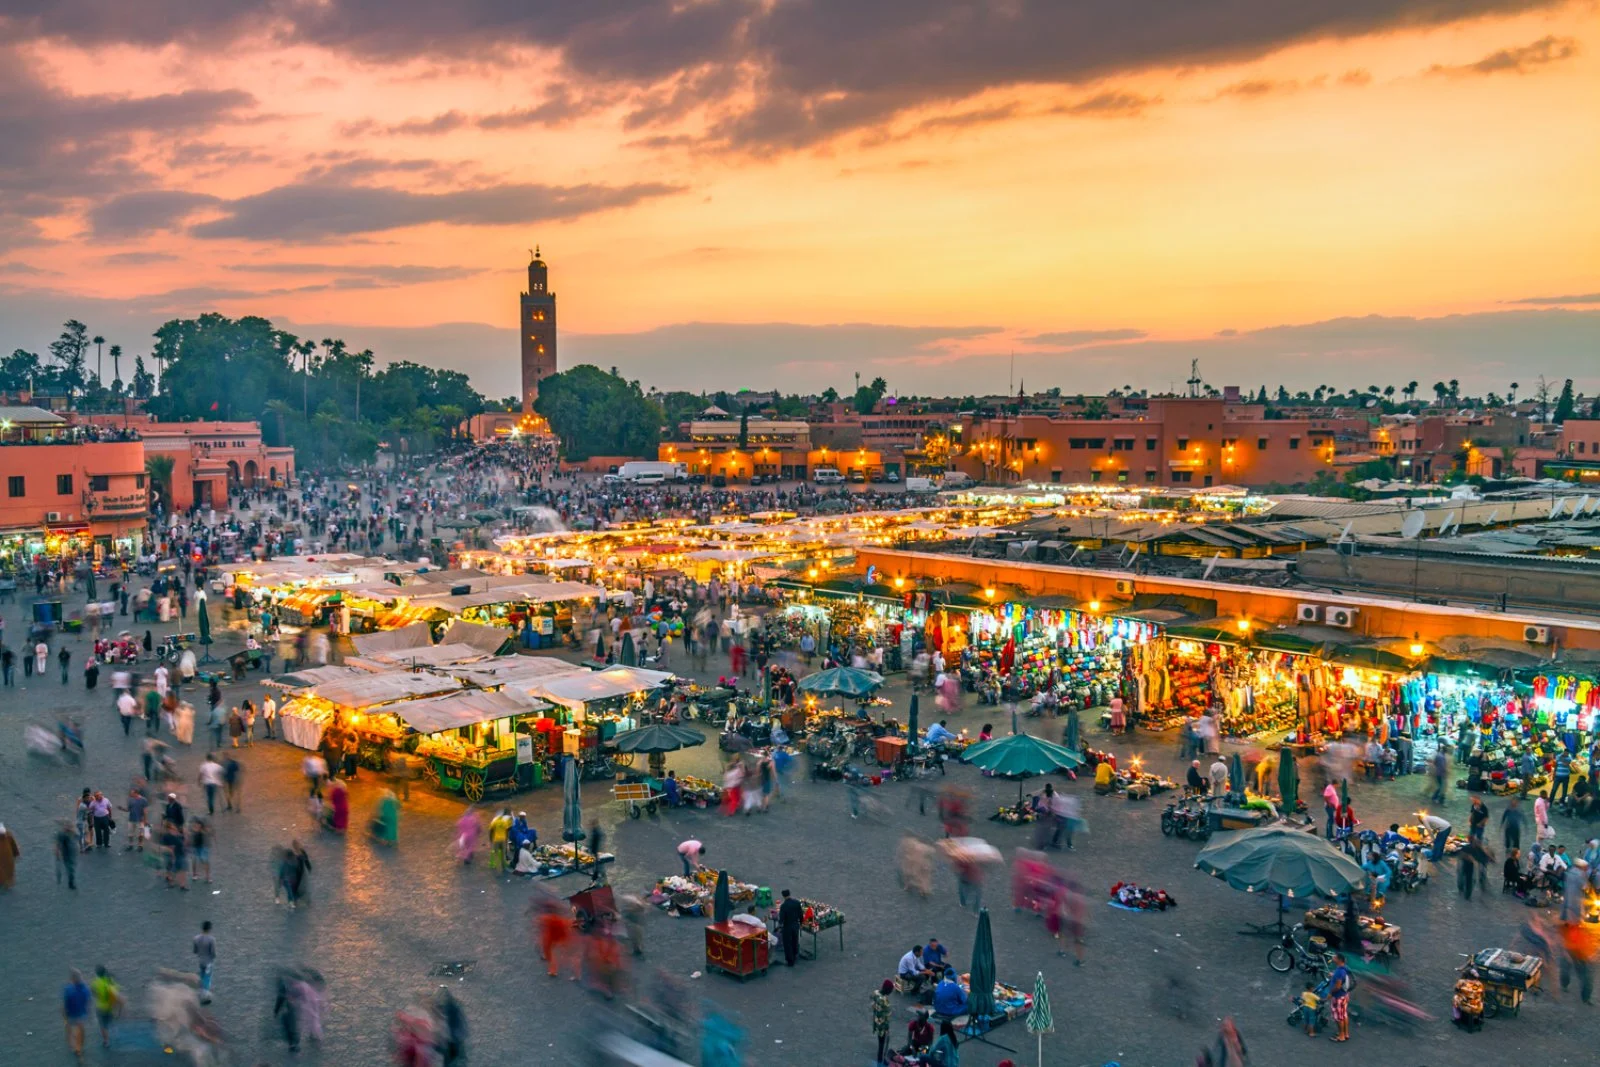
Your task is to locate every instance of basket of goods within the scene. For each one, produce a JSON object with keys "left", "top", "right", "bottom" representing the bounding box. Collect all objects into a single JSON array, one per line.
[{"left": 1109, "top": 881, "right": 1178, "bottom": 911}]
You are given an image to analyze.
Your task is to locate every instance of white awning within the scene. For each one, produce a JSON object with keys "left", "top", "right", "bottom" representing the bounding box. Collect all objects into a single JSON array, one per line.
[
  {"left": 309, "top": 671, "right": 461, "bottom": 709},
  {"left": 350, "top": 622, "right": 434, "bottom": 655},
  {"left": 528, "top": 665, "right": 674, "bottom": 709},
  {"left": 393, "top": 689, "right": 547, "bottom": 734}
]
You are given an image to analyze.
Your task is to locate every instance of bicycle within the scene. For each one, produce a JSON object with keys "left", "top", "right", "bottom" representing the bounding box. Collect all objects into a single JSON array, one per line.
[{"left": 1268, "top": 924, "right": 1333, "bottom": 974}]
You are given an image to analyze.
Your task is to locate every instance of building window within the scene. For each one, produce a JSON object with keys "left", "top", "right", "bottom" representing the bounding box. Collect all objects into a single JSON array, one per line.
[
  {"left": 1289, "top": 437, "right": 1301, "bottom": 450},
  {"left": 57, "top": 474, "right": 74, "bottom": 495},
  {"left": 1203, "top": 474, "right": 1213, "bottom": 487},
  {"left": 89, "top": 475, "right": 109, "bottom": 492},
  {"left": 1258, "top": 437, "right": 1268, "bottom": 450},
  {"left": 1581, "top": 441, "right": 1588, "bottom": 454},
  {"left": 1117, "top": 470, "right": 1129, "bottom": 483},
  {"left": 1176, "top": 437, "right": 1188, "bottom": 451},
  {"left": 1069, "top": 438, "right": 1088, "bottom": 449},
  {"left": 1112, "top": 438, "right": 1134, "bottom": 451},
  {"left": 1221, "top": 438, "right": 1237, "bottom": 447},
  {"left": 135, "top": 475, "right": 146, "bottom": 489},
  {"left": 1050, "top": 469, "right": 1062, "bottom": 483},
  {"left": 1145, "top": 438, "right": 1157, "bottom": 451},
  {"left": 6, "top": 476, "right": 22, "bottom": 497},
  {"left": 1090, "top": 469, "right": 1102, "bottom": 483},
  {"left": 1171, "top": 470, "right": 1193, "bottom": 483},
  {"left": 1145, "top": 469, "right": 1158, "bottom": 483}
]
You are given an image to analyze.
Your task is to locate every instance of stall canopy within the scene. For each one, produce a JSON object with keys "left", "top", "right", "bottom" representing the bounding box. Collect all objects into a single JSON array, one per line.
[
  {"left": 392, "top": 689, "right": 547, "bottom": 734},
  {"left": 1323, "top": 644, "right": 1417, "bottom": 673},
  {"left": 266, "top": 664, "right": 379, "bottom": 691},
  {"left": 1251, "top": 630, "right": 1330, "bottom": 657},
  {"left": 531, "top": 665, "right": 673, "bottom": 708},
  {"left": 439, "top": 619, "right": 514, "bottom": 654},
  {"left": 1164, "top": 619, "right": 1246, "bottom": 645},
  {"left": 365, "top": 642, "right": 495, "bottom": 667},
  {"left": 351, "top": 622, "right": 434, "bottom": 656},
  {"left": 311, "top": 670, "right": 462, "bottom": 709},
  {"left": 448, "top": 656, "right": 588, "bottom": 689}
]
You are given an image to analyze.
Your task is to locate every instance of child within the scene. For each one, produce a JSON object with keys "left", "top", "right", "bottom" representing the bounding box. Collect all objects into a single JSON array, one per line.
[{"left": 1299, "top": 980, "right": 1320, "bottom": 1036}]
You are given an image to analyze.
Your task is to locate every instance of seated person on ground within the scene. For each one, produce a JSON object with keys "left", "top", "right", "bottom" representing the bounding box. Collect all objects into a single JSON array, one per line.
[{"left": 932, "top": 968, "right": 968, "bottom": 1018}]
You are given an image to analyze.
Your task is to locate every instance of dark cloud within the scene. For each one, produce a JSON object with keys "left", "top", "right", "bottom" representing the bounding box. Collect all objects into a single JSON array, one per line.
[
  {"left": 169, "top": 141, "right": 276, "bottom": 169},
  {"left": 1428, "top": 34, "right": 1578, "bottom": 76},
  {"left": 89, "top": 190, "right": 220, "bottom": 237},
  {"left": 227, "top": 261, "right": 485, "bottom": 284},
  {"left": 296, "top": 155, "right": 458, "bottom": 183},
  {"left": 189, "top": 180, "right": 684, "bottom": 240},
  {"left": 102, "top": 251, "right": 181, "bottom": 265},
  {"left": 388, "top": 110, "right": 469, "bottom": 136},
  {"left": 1507, "top": 292, "right": 1600, "bottom": 305},
  {"left": 1024, "top": 328, "right": 1148, "bottom": 347},
  {"left": 0, "top": 2, "right": 1559, "bottom": 151}
]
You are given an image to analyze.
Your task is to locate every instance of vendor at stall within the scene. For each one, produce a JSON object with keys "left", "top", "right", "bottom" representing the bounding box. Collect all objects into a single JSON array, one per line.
[
  {"left": 925, "top": 720, "right": 957, "bottom": 746},
  {"left": 931, "top": 969, "right": 968, "bottom": 1017},
  {"left": 897, "top": 946, "right": 935, "bottom": 992}
]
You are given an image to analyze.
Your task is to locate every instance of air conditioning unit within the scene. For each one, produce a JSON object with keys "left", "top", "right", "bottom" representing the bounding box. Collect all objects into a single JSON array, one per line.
[
  {"left": 45, "top": 511, "right": 62, "bottom": 522},
  {"left": 1326, "top": 606, "right": 1358, "bottom": 628},
  {"left": 1296, "top": 603, "right": 1323, "bottom": 623},
  {"left": 1113, "top": 579, "right": 1134, "bottom": 596},
  {"left": 1523, "top": 625, "right": 1551, "bottom": 644}
]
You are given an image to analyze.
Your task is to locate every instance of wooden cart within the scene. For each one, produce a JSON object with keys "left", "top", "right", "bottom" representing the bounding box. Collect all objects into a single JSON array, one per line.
[
  {"left": 1463, "top": 948, "right": 1542, "bottom": 1018},
  {"left": 423, "top": 751, "right": 521, "bottom": 801},
  {"left": 705, "top": 921, "right": 769, "bottom": 980}
]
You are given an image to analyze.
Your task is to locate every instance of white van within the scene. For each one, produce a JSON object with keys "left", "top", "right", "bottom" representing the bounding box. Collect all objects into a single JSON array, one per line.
[
  {"left": 631, "top": 471, "right": 666, "bottom": 485},
  {"left": 904, "top": 476, "right": 938, "bottom": 493},
  {"left": 812, "top": 466, "right": 845, "bottom": 485},
  {"left": 941, "top": 471, "right": 975, "bottom": 489}
]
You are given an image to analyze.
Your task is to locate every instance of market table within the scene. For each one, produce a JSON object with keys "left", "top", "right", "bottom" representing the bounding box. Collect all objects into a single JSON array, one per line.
[
  {"left": 1303, "top": 905, "right": 1401, "bottom": 957},
  {"left": 766, "top": 900, "right": 846, "bottom": 959},
  {"left": 278, "top": 711, "right": 326, "bottom": 750},
  {"left": 875, "top": 735, "right": 907, "bottom": 765}
]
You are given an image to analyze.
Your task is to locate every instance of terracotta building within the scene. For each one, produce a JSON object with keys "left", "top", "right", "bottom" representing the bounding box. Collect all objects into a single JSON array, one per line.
[
  {"left": 0, "top": 406, "right": 148, "bottom": 563},
  {"left": 955, "top": 398, "right": 1369, "bottom": 488},
  {"left": 519, "top": 247, "right": 558, "bottom": 411}
]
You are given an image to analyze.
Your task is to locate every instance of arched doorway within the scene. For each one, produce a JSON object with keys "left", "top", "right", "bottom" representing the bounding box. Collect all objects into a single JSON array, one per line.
[
  {"left": 243, "top": 460, "right": 258, "bottom": 487},
  {"left": 226, "top": 460, "right": 241, "bottom": 486},
  {"left": 269, "top": 466, "right": 277, "bottom": 484}
]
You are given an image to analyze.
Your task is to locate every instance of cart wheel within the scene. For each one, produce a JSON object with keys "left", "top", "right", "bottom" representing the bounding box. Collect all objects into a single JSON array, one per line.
[
  {"left": 463, "top": 771, "right": 485, "bottom": 802},
  {"left": 629, "top": 802, "right": 642, "bottom": 819},
  {"left": 420, "top": 762, "right": 440, "bottom": 785},
  {"left": 1483, "top": 995, "right": 1500, "bottom": 1018},
  {"left": 613, "top": 753, "right": 634, "bottom": 768},
  {"left": 1267, "top": 947, "right": 1294, "bottom": 973},
  {"left": 645, "top": 799, "right": 659, "bottom": 817}
]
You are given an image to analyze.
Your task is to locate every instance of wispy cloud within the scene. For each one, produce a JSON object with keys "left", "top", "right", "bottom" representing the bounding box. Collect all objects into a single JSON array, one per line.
[
  {"left": 1024, "top": 328, "right": 1148, "bottom": 347},
  {"left": 1427, "top": 35, "right": 1579, "bottom": 77},
  {"left": 1506, "top": 292, "right": 1600, "bottom": 305}
]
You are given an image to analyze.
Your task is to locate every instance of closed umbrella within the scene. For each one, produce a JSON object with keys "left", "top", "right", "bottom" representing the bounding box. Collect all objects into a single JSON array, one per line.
[
  {"left": 967, "top": 908, "right": 996, "bottom": 1033},
  {"left": 595, "top": 631, "right": 606, "bottom": 661},
  {"left": 620, "top": 631, "right": 636, "bottom": 667},
  {"left": 907, "top": 692, "right": 920, "bottom": 753},
  {"left": 1229, "top": 751, "right": 1246, "bottom": 805},
  {"left": 712, "top": 869, "right": 731, "bottom": 924},
  {"left": 1062, "top": 708, "right": 1081, "bottom": 756},
  {"left": 797, "top": 667, "right": 884, "bottom": 699},
  {"left": 561, "top": 756, "right": 583, "bottom": 872},
  {"left": 612, "top": 724, "right": 706, "bottom": 753},
  {"left": 1278, "top": 749, "right": 1300, "bottom": 814},
  {"left": 196, "top": 594, "right": 213, "bottom": 663},
  {"left": 86, "top": 569, "right": 97, "bottom": 603},
  {"left": 1025, "top": 971, "right": 1053, "bottom": 1067}
]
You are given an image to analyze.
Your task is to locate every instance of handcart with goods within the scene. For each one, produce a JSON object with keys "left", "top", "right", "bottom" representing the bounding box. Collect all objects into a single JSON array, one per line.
[
  {"left": 614, "top": 780, "right": 666, "bottom": 819},
  {"left": 569, "top": 882, "right": 618, "bottom": 933},
  {"left": 1459, "top": 948, "right": 1541, "bottom": 1017},
  {"left": 424, "top": 749, "right": 522, "bottom": 802}
]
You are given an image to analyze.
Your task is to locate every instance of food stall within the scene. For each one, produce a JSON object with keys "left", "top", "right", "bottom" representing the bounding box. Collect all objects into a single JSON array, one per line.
[
  {"left": 527, "top": 665, "right": 675, "bottom": 773},
  {"left": 765, "top": 897, "right": 846, "bottom": 958},
  {"left": 275, "top": 670, "right": 463, "bottom": 750},
  {"left": 401, "top": 689, "right": 553, "bottom": 799},
  {"left": 650, "top": 869, "right": 759, "bottom": 918}
]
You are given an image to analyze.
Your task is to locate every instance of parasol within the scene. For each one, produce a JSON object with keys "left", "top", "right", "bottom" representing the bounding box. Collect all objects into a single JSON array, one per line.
[
  {"left": 797, "top": 666, "right": 884, "bottom": 698},
  {"left": 907, "top": 692, "right": 920, "bottom": 754},
  {"left": 712, "top": 869, "right": 731, "bottom": 924},
  {"left": 561, "top": 755, "right": 583, "bottom": 859},
  {"left": 611, "top": 723, "right": 706, "bottom": 753},
  {"left": 86, "top": 569, "right": 97, "bottom": 603},
  {"left": 196, "top": 594, "right": 213, "bottom": 663},
  {"left": 962, "top": 733, "right": 1084, "bottom": 802},
  {"left": 1025, "top": 971, "right": 1053, "bottom": 1067},
  {"left": 594, "top": 631, "right": 606, "bottom": 661},
  {"left": 1062, "top": 708, "right": 1081, "bottom": 757},
  {"left": 620, "top": 631, "right": 636, "bottom": 666},
  {"left": 1195, "top": 825, "right": 1367, "bottom": 934},
  {"left": 967, "top": 908, "right": 996, "bottom": 1033},
  {"left": 1278, "top": 749, "right": 1299, "bottom": 814},
  {"left": 1229, "top": 751, "right": 1246, "bottom": 805}
]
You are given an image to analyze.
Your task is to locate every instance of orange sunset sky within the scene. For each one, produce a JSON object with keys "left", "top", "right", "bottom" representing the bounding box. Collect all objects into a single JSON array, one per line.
[{"left": 1, "top": 1, "right": 1596, "bottom": 398}]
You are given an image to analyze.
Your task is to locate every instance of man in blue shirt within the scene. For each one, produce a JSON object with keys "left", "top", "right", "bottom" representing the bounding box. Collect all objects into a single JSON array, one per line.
[
  {"left": 932, "top": 968, "right": 968, "bottom": 1018},
  {"left": 923, "top": 938, "right": 948, "bottom": 971},
  {"left": 63, "top": 969, "right": 91, "bottom": 1059},
  {"left": 924, "top": 720, "right": 956, "bottom": 746}
]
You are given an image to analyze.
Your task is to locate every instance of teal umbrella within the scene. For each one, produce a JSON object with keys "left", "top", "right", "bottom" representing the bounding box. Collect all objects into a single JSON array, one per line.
[
  {"left": 611, "top": 723, "right": 705, "bottom": 753},
  {"left": 1025, "top": 971, "right": 1053, "bottom": 1067},
  {"left": 196, "top": 594, "right": 213, "bottom": 663},
  {"left": 967, "top": 908, "right": 996, "bottom": 1034},
  {"left": 1278, "top": 750, "right": 1299, "bottom": 812},
  {"left": 713, "top": 869, "right": 732, "bottom": 924},
  {"left": 620, "top": 631, "right": 636, "bottom": 666},
  {"left": 1196, "top": 826, "right": 1366, "bottom": 900},
  {"left": 797, "top": 666, "right": 884, "bottom": 699},
  {"left": 963, "top": 732, "right": 1084, "bottom": 803},
  {"left": 1062, "top": 708, "right": 1081, "bottom": 757},
  {"left": 1229, "top": 752, "right": 1246, "bottom": 805}
]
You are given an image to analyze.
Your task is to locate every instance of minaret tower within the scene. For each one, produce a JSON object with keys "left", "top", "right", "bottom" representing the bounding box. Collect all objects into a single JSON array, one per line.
[{"left": 520, "top": 246, "right": 557, "bottom": 411}]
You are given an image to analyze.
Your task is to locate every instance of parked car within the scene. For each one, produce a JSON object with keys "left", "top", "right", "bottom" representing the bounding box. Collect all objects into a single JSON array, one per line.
[{"left": 885, "top": 470, "right": 901, "bottom": 483}]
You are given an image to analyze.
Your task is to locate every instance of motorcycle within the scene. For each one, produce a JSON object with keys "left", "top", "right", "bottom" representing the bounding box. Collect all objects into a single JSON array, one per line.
[{"left": 1160, "top": 800, "right": 1212, "bottom": 841}]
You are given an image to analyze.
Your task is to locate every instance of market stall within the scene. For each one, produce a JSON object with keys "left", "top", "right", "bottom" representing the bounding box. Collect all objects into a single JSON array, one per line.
[
  {"left": 765, "top": 898, "right": 846, "bottom": 958},
  {"left": 400, "top": 689, "right": 552, "bottom": 799},
  {"left": 276, "top": 670, "right": 462, "bottom": 750},
  {"left": 651, "top": 869, "right": 759, "bottom": 918}
]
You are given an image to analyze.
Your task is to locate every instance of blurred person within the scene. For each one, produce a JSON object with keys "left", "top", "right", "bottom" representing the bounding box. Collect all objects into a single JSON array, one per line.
[
  {"left": 192, "top": 921, "right": 216, "bottom": 1004},
  {"left": 197, "top": 754, "right": 223, "bottom": 816},
  {"left": 63, "top": 968, "right": 91, "bottom": 1061},
  {"left": 370, "top": 788, "right": 400, "bottom": 846},
  {"left": 489, "top": 807, "right": 513, "bottom": 872},
  {"left": 435, "top": 989, "right": 467, "bottom": 1067},
  {"left": 189, "top": 818, "right": 211, "bottom": 884},
  {"left": 324, "top": 775, "right": 350, "bottom": 833},
  {"left": 276, "top": 840, "right": 312, "bottom": 908},
  {"left": 898, "top": 834, "right": 935, "bottom": 896},
  {"left": 0, "top": 819, "right": 19, "bottom": 888},
  {"left": 454, "top": 808, "right": 482, "bottom": 865},
  {"left": 54, "top": 820, "right": 76, "bottom": 890},
  {"left": 535, "top": 896, "right": 577, "bottom": 979},
  {"left": 90, "top": 966, "right": 123, "bottom": 1049},
  {"left": 392, "top": 1002, "right": 439, "bottom": 1067},
  {"left": 222, "top": 756, "right": 241, "bottom": 813}
]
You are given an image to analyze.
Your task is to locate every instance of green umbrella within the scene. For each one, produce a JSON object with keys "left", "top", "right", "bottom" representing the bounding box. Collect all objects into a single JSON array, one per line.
[
  {"left": 619, "top": 631, "right": 636, "bottom": 666},
  {"left": 196, "top": 594, "right": 213, "bottom": 662},
  {"left": 86, "top": 569, "right": 97, "bottom": 603},
  {"left": 611, "top": 723, "right": 706, "bottom": 753},
  {"left": 1025, "top": 971, "right": 1053, "bottom": 1067},
  {"left": 1229, "top": 751, "right": 1246, "bottom": 805},
  {"left": 712, "top": 869, "right": 732, "bottom": 924},
  {"left": 963, "top": 733, "right": 1084, "bottom": 803},
  {"left": 907, "top": 693, "right": 920, "bottom": 754},
  {"left": 967, "top": 908, "right": 996, "bottom": 1034},
  {"left": 1278, "top": 749, "right": 1299, "bottom": 812},
  {"left": 1062, "top": 708, "right": 1081, "bottom": 756},
  {"left": 797, "top": 666, "right": 884, "bottom": 699},
  {"left": 1195, "top": 826, "right": 1366, "bottom": 900}
]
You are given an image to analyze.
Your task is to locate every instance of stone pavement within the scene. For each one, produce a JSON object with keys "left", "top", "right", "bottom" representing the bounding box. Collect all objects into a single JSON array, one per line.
[{"left": 1, "top": 587, "right": 1596, "bottom": 1066}]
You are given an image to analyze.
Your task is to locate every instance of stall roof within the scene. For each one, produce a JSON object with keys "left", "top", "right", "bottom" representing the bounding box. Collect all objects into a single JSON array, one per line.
[
  {"left": 438, "top": 619, "right": 513, "bottom": 654},
  {"left": 350, "top": 622, "right": 434, "bottom": 655},
  {"left": 530, "top": 665, "right": 674, "bottom": 705},
  {"left": 365, "top": 642, "right": 495, "bottom": 667},
  {"left": 448, "top": 656, "right": 588, "bottom": 688},
  {"left": 392, "top": 689, "right": 547, "bottom": 734},
  {"left": 310, "top": 671, "right": 462, "bottom": 708},
  {"left": 266, "top": 664, "right": 380, "bottom": 690}
]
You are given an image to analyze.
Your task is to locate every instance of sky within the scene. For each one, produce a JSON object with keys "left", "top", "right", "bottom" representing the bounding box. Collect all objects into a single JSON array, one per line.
[{"left": 0, "top": 1, "right": 1596, "bottom": 400}]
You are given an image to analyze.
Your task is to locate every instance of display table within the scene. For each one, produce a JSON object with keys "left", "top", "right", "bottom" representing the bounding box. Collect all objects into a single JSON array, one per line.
[
  {"left": 1208, "top": 804, "right": 1272, "bottom": 832},
  {"left": 706, "top": 921, "right": 769, "bottom": 979},
  {"left": 279, "top": 711, "right": 326, "bottom": 750},
  {"left": 1304, "top": 905, "right": 1402, "bottom": 956},
  {"left": 766, "top": 900, "right": 846, "bottom": 959}
]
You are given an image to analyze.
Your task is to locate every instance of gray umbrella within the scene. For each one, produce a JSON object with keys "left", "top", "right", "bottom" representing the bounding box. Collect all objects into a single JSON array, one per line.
[
  {"left": 620, "top": 631, "right": 636, "bottom": 667},
  {"left": 561, "top": 756, "right": 583, "bottom": 853},
  {"left": 1195, "top": 826, "right": 1366, "bottom": 900},
  {"left": 1229, "top": 751, "right": 1246, "bottom": 805},
  {"left": 713, "top": 869, "right": 732, "bottom": 924},
  {"left": 907, "top": 693, "right": 920, "bottom": 753}
]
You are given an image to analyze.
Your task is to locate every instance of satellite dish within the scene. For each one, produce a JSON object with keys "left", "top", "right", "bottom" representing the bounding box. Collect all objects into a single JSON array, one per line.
[
  {"left": 1202, "top": 552, "right": 1221, "bottom": 581},
  {"left": 1573, "top": 495, "right": 1591, "bottom": 520},
  {"left": 1400, "top": 511, "right": 1427, "bottom": 539},
  {"left": 1549, "top": 497, "right": 1565, "bottom": 519},
  {"left": 1124, "top": 544, "right": 1141, "bottom": 568},
  {"left": 1337, "top": 521, "right": 1353, "bottom": 544}
]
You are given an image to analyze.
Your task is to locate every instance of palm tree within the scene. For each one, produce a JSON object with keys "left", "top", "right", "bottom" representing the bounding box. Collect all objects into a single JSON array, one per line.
[
  {"left": 294, "top": 340, "right": 317, "bottom": 416},
  {"left": 109, "top": 345, "right": 122, "bottom": 393},
  {"left": 1448, "top": 379, "right": 1460, "bottom": 401},
  {"left": 1383, "top": 385, "right": 1395, "bottom": 401},
  {"left": 144, "top": 454, "right": 176, "bottom": 507},
  {"left": 1432, "top": 382, "right": 1449, "bottom": 403},
  {"left": 1508, "top": 382, "right": 1519, "bottom": 404},
  {"left": 93, "top": 334, "right": 105, "bottom": 384},
  {"left": 1404, "top": 381, "right": 1418, "bottom": 403}
]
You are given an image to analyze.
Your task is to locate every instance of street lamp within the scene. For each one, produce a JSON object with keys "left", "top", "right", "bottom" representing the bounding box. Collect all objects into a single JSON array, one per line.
[{"left": 1235, "top": 618, "right": 1251, "bottom": 633}]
